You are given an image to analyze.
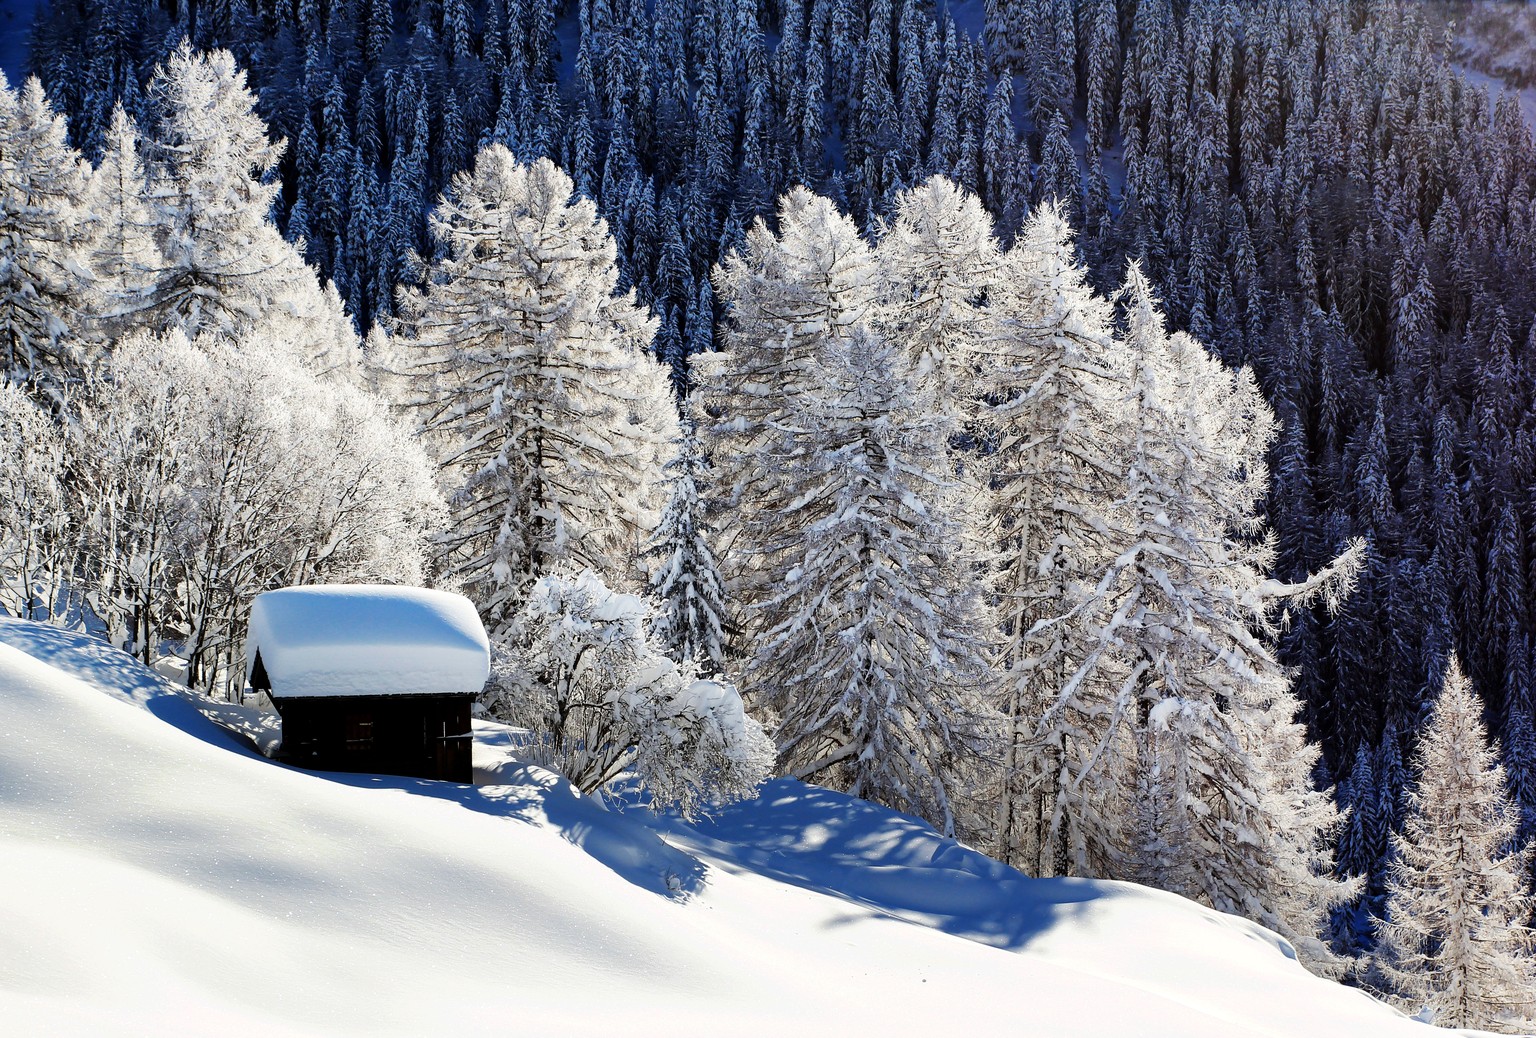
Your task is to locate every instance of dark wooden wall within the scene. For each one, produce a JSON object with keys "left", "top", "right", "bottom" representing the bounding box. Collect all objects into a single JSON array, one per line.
[{"left": 271, "top": 694, "right": 473, "bottom": 782}]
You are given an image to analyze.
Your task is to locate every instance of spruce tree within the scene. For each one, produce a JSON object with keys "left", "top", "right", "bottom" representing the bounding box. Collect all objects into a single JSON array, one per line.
[{"left": 645, "top": 420, "right": 730, "bottom": 676}]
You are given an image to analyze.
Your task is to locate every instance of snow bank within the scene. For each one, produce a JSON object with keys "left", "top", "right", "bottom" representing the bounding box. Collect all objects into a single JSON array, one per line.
[
  {"left": 245, "top": 584, "right": 489, "bottom": 697},
  {"left": 0, "top": 619, "right": 1439, "bottom": 1037}
]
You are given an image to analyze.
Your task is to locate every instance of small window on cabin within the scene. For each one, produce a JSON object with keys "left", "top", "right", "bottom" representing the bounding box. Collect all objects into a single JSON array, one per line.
[{"left": 345, "top": 713, "right": 375, "bottom": 751}]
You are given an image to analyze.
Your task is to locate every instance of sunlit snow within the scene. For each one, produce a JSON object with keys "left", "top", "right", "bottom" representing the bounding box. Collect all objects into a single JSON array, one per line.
[{"left": 0, "top": 619, "right": 1447, "bottom": 1036}]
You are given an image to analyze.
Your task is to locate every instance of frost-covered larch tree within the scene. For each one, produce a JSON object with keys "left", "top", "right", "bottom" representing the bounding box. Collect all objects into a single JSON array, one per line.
[
  {"left": 1099, "top": 266, "right": 1359, "bottom": 963},
  {"left": 701, "top": 186, "right": 880, "bottom": 481},
  {"left": 142, "top": 44, "right": 308, "bottom": 338},
  {"left": 1378, "top": 658, "right": 1536, "bottom": 1032},
  {"left": 645, "top": 419, "right": 730, "bottom": 676},
  {"left": 874, "top": 175, "right": 1000, "bottom": 418},
  {"left": 759, "top": 322, "right": 994, "bottom": 835},
  {"left": 395, "top": 146, "right": 671, "bottom": 636},
  {"left": 0, "top": 74, "right": 92, "bottom": 396},
  {"left": 698, "top": 187, "right": 880, "bottom": 621},
  {"left": 981, "top": 204, "right": 1133, "bottom": 875},
  {"left": 702, "top": 188, "right": 994, "bottom": 836},
  {"left": 86, "top": 104, "right": 163, "bottom": 342}
]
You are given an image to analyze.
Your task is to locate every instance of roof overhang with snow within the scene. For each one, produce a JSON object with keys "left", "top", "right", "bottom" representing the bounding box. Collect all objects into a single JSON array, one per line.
[{"left": 245, "top": 585, "right": 490, "bottom": 698}]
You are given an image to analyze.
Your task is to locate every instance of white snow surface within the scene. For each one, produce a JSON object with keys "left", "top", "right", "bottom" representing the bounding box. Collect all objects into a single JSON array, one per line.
[
  {"left": 245, "top": 584, "right": 489, "bottom": 697},
  {"left": 0, "top": 618, "right": 1451, "bottom": 1036}
]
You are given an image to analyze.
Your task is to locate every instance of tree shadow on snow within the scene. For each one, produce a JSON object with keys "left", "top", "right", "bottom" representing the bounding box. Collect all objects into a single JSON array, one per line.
[
  {"left": 317, "top": 763, "right": 708, "bottom": 901},
  {"left": 638, "top": 778, "right": 1115, "bottom": 951}
]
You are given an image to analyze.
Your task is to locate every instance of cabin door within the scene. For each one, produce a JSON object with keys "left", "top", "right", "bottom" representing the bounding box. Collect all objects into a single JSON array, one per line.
[{"left": 431, "top": 710, "right": 471, "bottom": 782}]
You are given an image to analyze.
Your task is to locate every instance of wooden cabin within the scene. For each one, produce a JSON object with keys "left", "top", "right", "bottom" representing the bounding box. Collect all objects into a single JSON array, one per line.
[{"left": 245, "top": 585, "right": 491, "bottom": 782}]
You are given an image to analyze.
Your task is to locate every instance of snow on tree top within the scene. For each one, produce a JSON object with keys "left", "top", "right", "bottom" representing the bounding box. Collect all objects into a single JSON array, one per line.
[{"left": 245, "top": 585, "right": 490, "bottom": 697}]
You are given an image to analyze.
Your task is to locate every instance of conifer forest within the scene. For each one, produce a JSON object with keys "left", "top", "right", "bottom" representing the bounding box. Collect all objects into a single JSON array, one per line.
[{"left": 8, "top": 0, "right": 1536, "bottom": 1023}]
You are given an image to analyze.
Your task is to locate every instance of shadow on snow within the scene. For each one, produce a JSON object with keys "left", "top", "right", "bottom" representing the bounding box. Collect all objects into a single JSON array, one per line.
[{"left": 632, "top": 778, "right": 1113, "bottom": 951}]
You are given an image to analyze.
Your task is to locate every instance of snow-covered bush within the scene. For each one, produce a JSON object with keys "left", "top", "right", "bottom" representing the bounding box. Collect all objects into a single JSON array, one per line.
[{"left": 485, "top": 570, "right": 771, "bottom": 818}]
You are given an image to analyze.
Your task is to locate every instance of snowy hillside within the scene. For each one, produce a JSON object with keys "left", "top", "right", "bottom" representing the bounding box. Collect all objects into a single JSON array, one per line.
[{"left": 0, "top": 619, "right": 1441, "bottom": 1036}]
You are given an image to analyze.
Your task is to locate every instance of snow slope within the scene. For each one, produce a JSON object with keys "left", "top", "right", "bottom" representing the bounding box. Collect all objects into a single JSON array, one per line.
[{"left": 0, "top": 618, "right": 1440, "bottom": 1036}]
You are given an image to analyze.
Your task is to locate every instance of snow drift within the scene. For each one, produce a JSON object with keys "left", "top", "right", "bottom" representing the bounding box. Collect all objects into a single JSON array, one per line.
[{"left": 0, "top": 619, "right": 1438, "bottom": 1036}]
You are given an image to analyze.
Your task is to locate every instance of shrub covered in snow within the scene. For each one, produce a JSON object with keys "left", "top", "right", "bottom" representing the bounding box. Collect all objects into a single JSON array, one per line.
[{"left": 484, "top": 570, "right": 772, "bottom": 817}]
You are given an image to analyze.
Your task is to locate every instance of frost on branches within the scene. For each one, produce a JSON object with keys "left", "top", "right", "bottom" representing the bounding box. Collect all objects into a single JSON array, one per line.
[
  {"left": 1095, "top": 267, "right": 1358, "bottom": 962},
  {"left": 0, "top": 382, "right": 75, "bottom": 620},
  {"left": 981, "top": 203, "right": 1131, "bottom": 875},
  {"left": 700, "top": 184, "right": 995, "bottom": 837},
  {"left": 1378, "top": 658, "right": 1536, "bottom": 1033},
  {"left": 485, "top": 570, "right": 772, "bottom": 818},
  {"left": 73, "top": 329, "right": 443, "bottom": 695},
  {"left": 141, "top": 44, "right": 310, "bottom": 339},
  {"left": 0, "top": 74, "right": 92, "bottom": 396},
  {"left": 980, "top": 229, "right": 1358, "bottom": 963},
  {"left": 394, "top": 146, "right": 674, "bottom": 637}
]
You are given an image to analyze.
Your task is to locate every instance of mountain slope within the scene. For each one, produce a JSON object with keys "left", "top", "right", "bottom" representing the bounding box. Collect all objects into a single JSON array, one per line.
[{"left": 0, "top": 619, "right": 1432, "bottom": 1036}]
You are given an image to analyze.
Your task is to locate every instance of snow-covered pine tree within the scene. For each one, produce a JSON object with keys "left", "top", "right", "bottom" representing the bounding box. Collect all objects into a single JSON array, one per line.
[
  {"left": 1329, "top": 742, "right": 1383, "bottom": 958},
  {"left": 394, "top": 146, "right": 669, "bottom": 636},
  {"left": 1378, "top": 657, "right": 1536, "bottom": 1032},
  {"left": 0, "top": 75, "right": 93, "bottom": 397},
  {"left": 645, "top": 419, "right": 730, "bottom": 676}
]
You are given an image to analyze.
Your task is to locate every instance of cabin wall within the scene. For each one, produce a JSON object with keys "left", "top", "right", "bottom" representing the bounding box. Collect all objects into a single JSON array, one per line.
[{"left": 272, "top": 694, "right": 473, "bottom": 782}]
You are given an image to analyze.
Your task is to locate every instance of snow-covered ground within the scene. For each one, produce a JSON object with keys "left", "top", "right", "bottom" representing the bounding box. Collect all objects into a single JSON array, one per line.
[{"left": 0, "top": 618, "right": 1447, "bottom": 1036}]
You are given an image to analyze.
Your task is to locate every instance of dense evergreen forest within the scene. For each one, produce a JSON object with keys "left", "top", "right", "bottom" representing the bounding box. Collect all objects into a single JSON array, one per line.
[{"left": 19, "top": 0, "right": 1536, "bottom": 967}]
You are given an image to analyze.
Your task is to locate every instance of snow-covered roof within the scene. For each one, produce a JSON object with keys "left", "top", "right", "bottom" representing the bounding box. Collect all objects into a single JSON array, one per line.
[{"left": 245, "top": 585, "right": 490, "bottom": 697}]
